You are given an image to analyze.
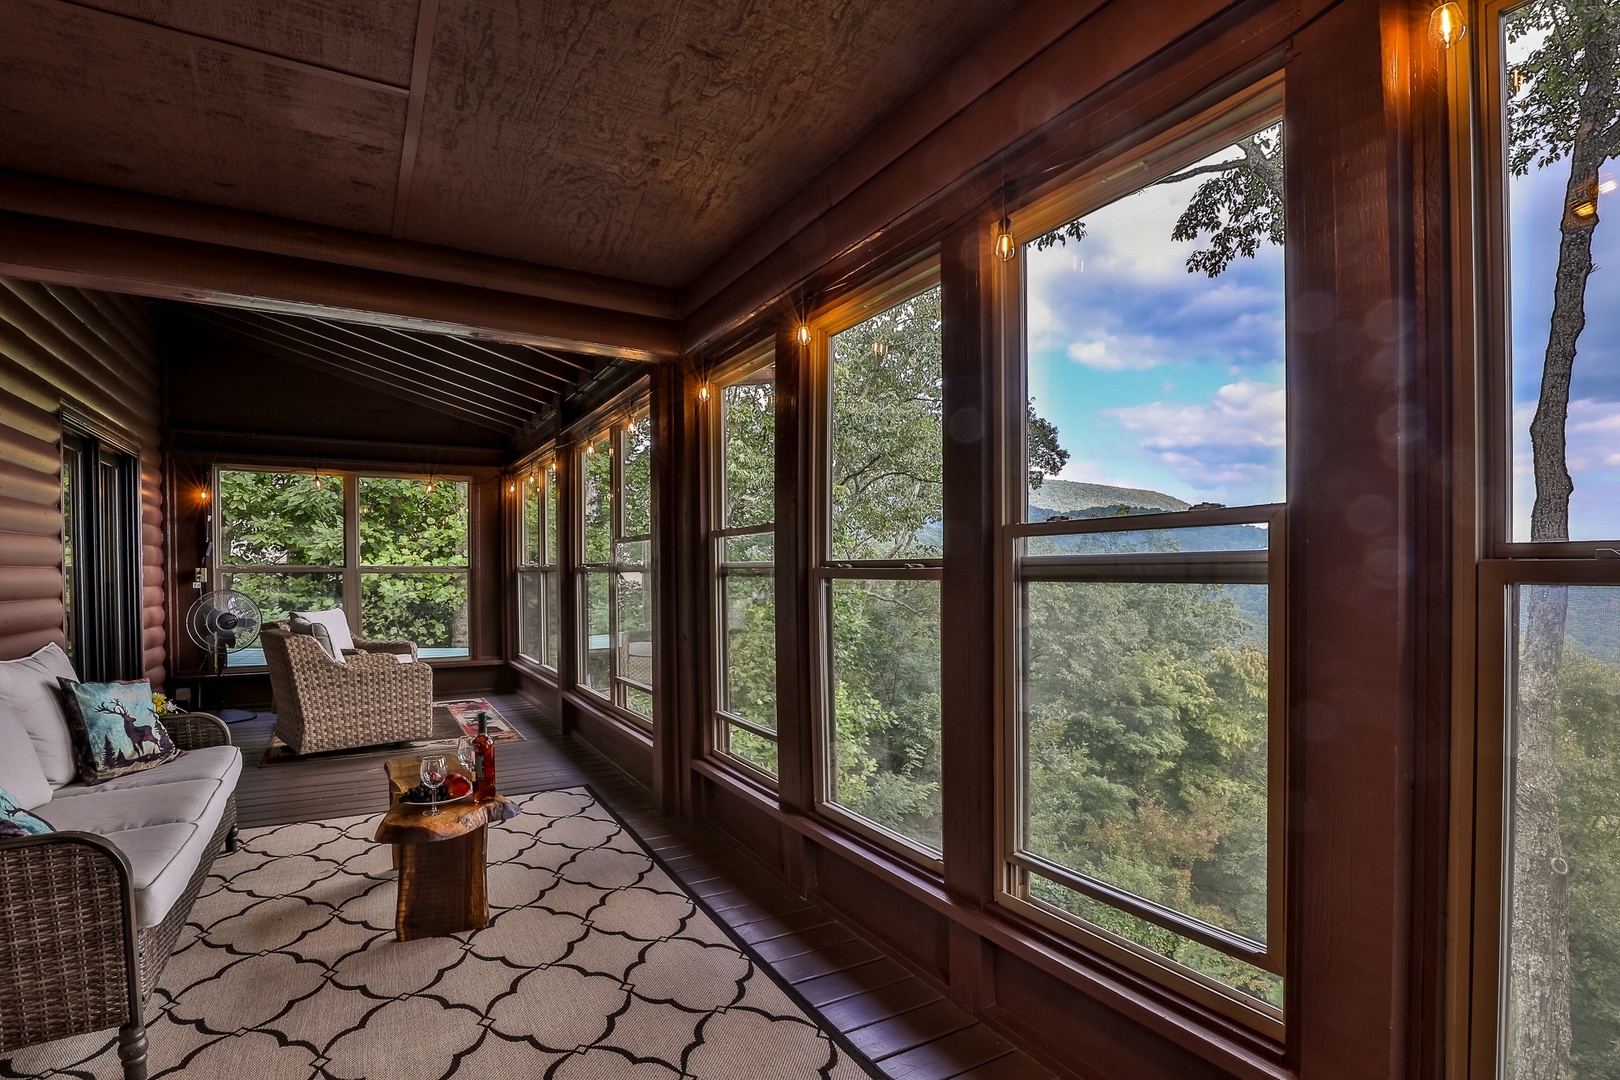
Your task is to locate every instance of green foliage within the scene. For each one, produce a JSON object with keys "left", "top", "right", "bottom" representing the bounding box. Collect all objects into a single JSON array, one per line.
[
  {"left": 1033, "top": 219, "right": 1088, "bottom": 252},
  {"left": 622, "top": 417, "right": 653, "bottom": 537},
  {"left": 1027, "top": 399, "right": 1070, "bottom": 490},
  {"left": 220, "top": 471, "right": 343, "bottom": 566},
  {"left": 1505, "top": 0, "right": 1620, "bottom": 178},
  {"left": 1162, "top": 123, "right": 1284, "bottom": 279},
  {"left": 724, "top": 377, "right": 775, "bottom": 528},
  {"left": 358, "top": 477, "right": 467, "bottom": 567},
  {"left": 583, "top": 441, "right": 613, "bottom": 564}
]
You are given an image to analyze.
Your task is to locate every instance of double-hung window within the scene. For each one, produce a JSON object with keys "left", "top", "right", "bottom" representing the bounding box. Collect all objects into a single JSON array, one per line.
[
  {"left": 517, "top": 461, "right": 559, "bottom": 671},
  {"left": 812, "top": 266, "right": 944, "bottom": 860},
  {"left": 216, "top": 468, "right": 470, "bottom": 663},
  {"left": 577, "top": 410, "right": 654, "bottom": 722},
  {"left": 60, "top": 422, "right": 142, "bottom": 680},
  {"left": 710, "top": 348, "right": 777, "bottom": 776},
  {"left": 998, "top": 97, "right": 1287, "bottom": 1031},
  {"left": 1468, "top": 4, "right": 1620, "bottom": 1076}
]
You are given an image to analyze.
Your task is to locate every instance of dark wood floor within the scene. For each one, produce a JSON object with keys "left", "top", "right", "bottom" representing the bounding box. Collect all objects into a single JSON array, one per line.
[{"left": 230, "top": 694, "right": 1061, "bottom": 1080}]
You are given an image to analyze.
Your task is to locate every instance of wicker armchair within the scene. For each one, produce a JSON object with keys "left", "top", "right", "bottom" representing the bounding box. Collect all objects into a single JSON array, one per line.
[
  {"left": 0, "top": 712, "right": 236, "bottom": 1080},
  {"left": 263, "top": 627, "right": 433, "bottom": 755}
]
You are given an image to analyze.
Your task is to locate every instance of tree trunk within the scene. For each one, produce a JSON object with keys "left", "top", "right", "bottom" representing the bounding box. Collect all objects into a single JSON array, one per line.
[{"left": 1510, "top": 68, "right": 1609, "bottom": 1080}]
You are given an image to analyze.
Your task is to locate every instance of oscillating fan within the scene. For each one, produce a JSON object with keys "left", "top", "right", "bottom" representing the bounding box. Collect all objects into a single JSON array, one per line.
[{"left": 186, "top": 589, "right": 263, "bottom": 682}]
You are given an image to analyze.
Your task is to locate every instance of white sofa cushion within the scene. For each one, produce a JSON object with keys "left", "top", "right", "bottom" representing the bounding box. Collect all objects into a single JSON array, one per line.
[
  {"left": 0, "top": 642, "right": 80, "bottom": 787},
  {"left": 44, "top": 779, "right": 222, "bottom": 834},
  {"left": 0, "top": 707, "right": 52, "bottom": 809},
  {"left": 292, "top": 609, "right": 355, "bottom": 654},
  {"left": 61, "top": 744, "right": 241, "bottom": 795},
  {"left": 97, "top": 822, "right": 198, "bottom": 928}
]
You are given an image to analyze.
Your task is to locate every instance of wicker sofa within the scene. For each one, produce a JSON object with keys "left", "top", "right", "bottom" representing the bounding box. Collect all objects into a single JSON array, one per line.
[
  {"left": 262, "top": 626, "right": 433, "bottom": 755},
  {"left": 0, "top": 710, "right": 239, "bottom": 1080}
]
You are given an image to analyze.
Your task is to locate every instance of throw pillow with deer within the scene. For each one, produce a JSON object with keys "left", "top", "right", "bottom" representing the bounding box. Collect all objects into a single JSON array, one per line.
[{"left": 55, "top": 678, "right": 183, "bottom": 784}]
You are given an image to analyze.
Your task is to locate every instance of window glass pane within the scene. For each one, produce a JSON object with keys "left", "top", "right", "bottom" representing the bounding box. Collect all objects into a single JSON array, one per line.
[
  {"left": 623, "top": 416, "right": 653, "bottom": 538},
  {"left": 616, "top": 539, "right": 650, "bottom": 568},
  {"left": 1505, "top": 10, "right": 1620, "bottom": 541},
  {"left": 726, "top": 725, "right": 779, "bottom": 776},
  {"left": 1020, "top": 580, "right": 1270, "bottom": 945},
  {"left": 61, "top": 453, "right": 74, "bottom": 666},
  {"left": 724, "top": 367, "right": 775, "bottom": 529},
  {"left": 1503, "top": 584, "right": 1620, "bottom": 1077},
  {"left": 583, "top": 571, "right": 611, "bottom": 694},
  {"left": 583, "top": 440, "right": 612, "bottom": 563},
  {"left": 827, "top": 577, "right": 941, "bottom": 852},
  {"left": 545, "top": 466, "right": 559, "bottom": 566},
  {"left": 518, "top": 570, "right": 541, "bottom": 663},
  {"left": 1026, "top": 522, "right": 1270, "bottom": 557},
  {"left": 522, "top": 479, "right": 541, "bottom": 565},
  {"left": 722, "top": 572, "right": 776, "bottom": 730},
  {"left": 358, "top": 477, "right": 468, "bottom": 567},
  {"left": 831, "top": 286, "right": 943, "bottom": 561},
  {"left": 725, "top": 533, "right": 774, "bottom": 564},
  {"left": 219, "top": 470, "right": 343, "bottom": 565},
  {"left": 625, "top": 686, "right": 655, "bottom": 719},
  {"left": 223, "top": 570, "right": 342, "bottom": 667},
  {"left": 543, "top": 569, "right": 560, "bottom": 670},
  {"left": 360, "top": 572, "right": 469, "bottom": 651},
  {"left": 1029, "top": 872, "right": 1281, "bottom": 1009},
  {"left": 616, "top": 569, "right": 652, "bottom": 693},
  {"left": 1024, "top": 124, "right": 1285, "bottom": 519}
]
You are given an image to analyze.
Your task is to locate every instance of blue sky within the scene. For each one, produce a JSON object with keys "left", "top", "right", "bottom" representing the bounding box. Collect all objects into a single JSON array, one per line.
[
  {"left": 1507, "top": 36, "right": 1620, "bottom": 541},
  {"left": 1026, "top": 144, "right": 1286, "bottom": 511}
]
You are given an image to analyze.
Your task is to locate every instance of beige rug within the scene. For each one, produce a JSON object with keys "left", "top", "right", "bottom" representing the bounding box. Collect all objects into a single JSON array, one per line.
[
  {"left": 258, "top": 698, "right": 526, "bottom": 768},
  {"left": 0, "top": 789, "right": 880, "bottom": 1080}
]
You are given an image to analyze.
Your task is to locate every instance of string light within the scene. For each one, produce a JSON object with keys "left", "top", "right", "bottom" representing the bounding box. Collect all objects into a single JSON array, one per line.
[
  {"left": 697, "top": 382, "right": 711, "bottom": 402},
  {"left": 586, "top": 441, "right": 595, "bottom": 455},
  {"left": 198, "top": 487, "right": 209, "bottom": 503},
  {"left": 994, "top": 178, "right": 1017, "bottom": 262},
  {"left": 795, "top": 324, "right": 811, "bottom": 346},
  {"left": 509, "top": 479, "right": 516, "bottom": 494},
  {"left": 1428, "top": 2, "right": 1465, "bottom": 48},
  {"left": 313, "top": 474, "right": 323, "bottom": 490}
]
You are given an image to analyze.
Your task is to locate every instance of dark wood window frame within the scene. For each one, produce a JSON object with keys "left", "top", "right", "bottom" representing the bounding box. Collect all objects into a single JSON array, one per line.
[
  {"left": 514, "top": 454, "right": 560, "bottom": 673},
  {"left": 60, "top": 413, "right": 143, "bottom": 682}
]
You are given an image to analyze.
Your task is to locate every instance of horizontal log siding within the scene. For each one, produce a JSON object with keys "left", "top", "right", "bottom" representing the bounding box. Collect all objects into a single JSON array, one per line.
[{"left": 0, "top": 277, "right": 164, "bottom": 681}]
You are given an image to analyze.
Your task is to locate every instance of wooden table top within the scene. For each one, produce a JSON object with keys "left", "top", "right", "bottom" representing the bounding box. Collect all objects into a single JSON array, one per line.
[{"left": 374, "top": 756, "right": 519, "bottom": 844}]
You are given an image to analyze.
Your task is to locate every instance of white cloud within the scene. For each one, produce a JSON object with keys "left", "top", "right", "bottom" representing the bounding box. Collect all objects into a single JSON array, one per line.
[
  {"left": 1066, "top": 334, "right": 1163, "bottom": 371},
  {"left": 1108, "top": 380, "right": 1286, "bottom": 451}
]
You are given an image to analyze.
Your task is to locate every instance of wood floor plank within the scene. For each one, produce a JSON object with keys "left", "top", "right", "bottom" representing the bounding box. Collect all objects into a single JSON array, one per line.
[
  {"left": 792, "top": 958, "right": 914, "bottom": 1007},
  {"left": 846, "top": 1000, "right": 978, "bottom": 1062},
  {"left": 880, "top": 1025, "right": 1018, "bottom": 1080},
  {"left": 818, "top": 980, "right": 945, "bottom": 1032},
  {"left": 750, "top": 921, "right": 860, "bottom": 963},
  {"left": 950, "top": 1050, "right": 1059, "bottom": 1080},
  {"left": 771, "top": 937, "right": 887, "bottom": 983}
]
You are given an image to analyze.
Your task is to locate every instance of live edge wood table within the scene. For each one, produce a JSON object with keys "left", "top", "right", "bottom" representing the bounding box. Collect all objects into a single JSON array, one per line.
[{"left": 374, "top": 757, "right": 519, "bottom": 941}]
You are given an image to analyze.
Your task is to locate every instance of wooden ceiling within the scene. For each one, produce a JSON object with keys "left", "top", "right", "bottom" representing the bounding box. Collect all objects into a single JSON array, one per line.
[{"left": 0, "top": 0, "right": 1026, "bottom": 290}]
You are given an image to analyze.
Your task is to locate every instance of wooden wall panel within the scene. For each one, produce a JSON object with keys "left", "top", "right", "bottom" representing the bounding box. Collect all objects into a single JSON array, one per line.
[{"left": 0, "top": 276, "right": 164, "bottom": 679}]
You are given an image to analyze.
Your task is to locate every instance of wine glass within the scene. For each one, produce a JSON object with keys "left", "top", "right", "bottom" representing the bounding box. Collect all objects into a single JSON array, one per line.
[
  {"left": 419, "top": 755, "right": 448, "bottom": 815},
  {"left": 455, "top": 737, "right": 475, "bottom": 779}
]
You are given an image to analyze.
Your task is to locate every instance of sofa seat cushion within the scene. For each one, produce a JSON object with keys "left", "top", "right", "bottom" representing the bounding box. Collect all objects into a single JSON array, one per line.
[
  {"left": 0, "top": 707, "right": 51, "bottom": 810},
  {"left": 0, "top": 642, "right": 80, "bottom": 787},
  {"left": 62, "top": 745, "right": 242, "bottom": 796},
  {"left": 43, "top": 779, "right": 222, "bottom": 834}
]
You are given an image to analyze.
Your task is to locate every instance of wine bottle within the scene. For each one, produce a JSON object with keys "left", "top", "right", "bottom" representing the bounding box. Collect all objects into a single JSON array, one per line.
[{"left": 472, "top": 711, "right": 496, "bottom": 801}]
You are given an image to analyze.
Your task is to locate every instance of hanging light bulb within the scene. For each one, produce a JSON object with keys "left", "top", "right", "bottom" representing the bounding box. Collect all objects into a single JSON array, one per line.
[
  {"left": 508, "top": 479, "right": 516, "bottom": 494},
  {"left": 313, "top": 474, "right": 323, "bottom": 490},
  {"left": 994, "top": 216, "right": 1017, "bottom": 262},
  {"left": 697, "top": 382, "right": 711, "bottom": 402},
  {"left": 1508, "top": 65, "right": 1527, "bottom": 96},
  {"left": 198, "top": 487, "right": 210, "bottom": 503},
  {"left": 425, "top": 478, "right": 436, "bottom": 494},
  {"left": 795, "top": 324, "right": 811, "bottom": 346},
  {"left": 586, "top": 441, "right": 595, "bottom": 455},
  {"left": 872, "top": 340, "right": 888, "bottom": 357},
  {"left": 1428, "top": 2, "right": 1465, "bottom": 48}
]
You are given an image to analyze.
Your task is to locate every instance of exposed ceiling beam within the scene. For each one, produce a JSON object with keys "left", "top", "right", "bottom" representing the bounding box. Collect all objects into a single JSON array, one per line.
[
  {"left": 192, "top": 320, "right": 513, "bottom": 434},
  {"left": 197, "top": 308, "right": 530, "bottom": 428},
  {"left": 0, "top": 171, "right": 679, "bottom": 322},
  {"left": 0, "top": 209, "right": 681, "bottom": 358},
  {"left": 392, "top": 0, "right": 441, "bottom": 239}
]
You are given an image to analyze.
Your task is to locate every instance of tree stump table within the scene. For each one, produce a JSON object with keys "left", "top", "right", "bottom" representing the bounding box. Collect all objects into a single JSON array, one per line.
[{"left": 374, "top": 757, "right": 519, "bottom": 941}]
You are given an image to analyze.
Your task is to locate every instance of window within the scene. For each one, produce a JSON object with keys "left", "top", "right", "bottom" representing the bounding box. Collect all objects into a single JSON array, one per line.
[
  {"left": 1472, "top": 4, "right": 1620, "bottom": 1077},
  {"left": 216, "top": 468, "right": 471, "bottom": 665},
  {"left": 999, "top": 100, "right": 1286, "bottom": 1030},
  {"left": 576, "top": 410, "right": 654, "bottom": 722},
  {"left": 61, "top": 424, "right": 142, "bottom": 681},
  {"left": 517, "top": 462, "right": 559, "bottom": 671},
  {"left": 710, "top": 349, "right": 777, "bottom": 776},
  {"left": 813, "top": 269, "right": 944, "bottom": 859}
]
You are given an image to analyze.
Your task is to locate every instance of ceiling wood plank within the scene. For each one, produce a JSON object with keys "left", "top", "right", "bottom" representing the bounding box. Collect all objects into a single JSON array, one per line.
[
  {"left": 416, "top": 333, "right": 577, "bottom": 388},
  {"left": 392, "top": 0, "right": 441, "bottom": 239},
  {"left": 194, "top": 321, "right": 512, "bottom": 434},
  {"left": 0, "top": 210, "right": 681, "bottom": 358},
  {"left": 198, "top": 309, "right": 529, "bottom": 428},
  {"left": 308, "top": 318, "right": 553, "bottom": 408},
  {"left": 369, "top": 327, "right": 574, "bottom": 393}
]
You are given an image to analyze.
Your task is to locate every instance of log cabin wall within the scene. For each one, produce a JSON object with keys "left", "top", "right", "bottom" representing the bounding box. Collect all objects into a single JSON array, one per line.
[{"left": 0, "top": 277, "right": 165, "bottom": 680}]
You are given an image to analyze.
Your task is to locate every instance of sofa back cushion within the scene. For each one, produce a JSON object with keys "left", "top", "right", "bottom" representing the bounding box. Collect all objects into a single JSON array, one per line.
[
  {"left": 57, "top": 678, "right": 184, "bottom": 785},
  {"left": 0, "top": 783, "right": 52, "bottom": 837},
  {"left": 293, "top": 609, "right": 355, "bottom": 653},
  {"left": 0, "top": 642, "right": 81, "bottom": 787},
  {"left": 0, "top": 709, "right": 51, "bottom": 810}
]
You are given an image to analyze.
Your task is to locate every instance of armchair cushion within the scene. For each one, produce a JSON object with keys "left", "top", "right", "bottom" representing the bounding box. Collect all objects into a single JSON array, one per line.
[
  {"left": 56, "top": 678, "right": 183, "bottom": 785},
  {"left": 0, "top": 708, "right": 51, "bottom": 810},
  {"left": 0, "top": 784, "right": 51, "bottom": 837},
  {"left": 289, "top": 614, "right": 346, "bottom": 663},
  {"left": 293, "top": 608, "right": 356, "bottom": 653},
  {"left": 0, "top": 642, "right": 79, "bottom": 787}
]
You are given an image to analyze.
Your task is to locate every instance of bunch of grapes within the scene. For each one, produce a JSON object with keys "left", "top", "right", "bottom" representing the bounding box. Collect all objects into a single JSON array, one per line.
[{"left": 403, "top": 782, "right": 450, "bottom": 802}]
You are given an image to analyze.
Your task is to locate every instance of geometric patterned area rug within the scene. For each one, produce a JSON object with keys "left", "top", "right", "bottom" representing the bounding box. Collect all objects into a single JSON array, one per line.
[
  {"left": 258, "top": 698, "right": 526, "bottom": 768},
  {"left": 0, "top": 788, "right": 882, "bottom": 1080}
]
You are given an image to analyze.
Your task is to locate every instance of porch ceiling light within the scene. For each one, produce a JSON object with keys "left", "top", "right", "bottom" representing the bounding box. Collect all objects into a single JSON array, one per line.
[{"left": 1429, "top": 2, "right": 1464, "bottom": 48}]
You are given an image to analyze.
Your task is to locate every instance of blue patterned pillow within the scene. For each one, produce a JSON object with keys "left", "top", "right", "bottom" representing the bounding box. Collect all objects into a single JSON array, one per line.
[
  {"left": 0, "top": 784, "right": 51, "bottom": 838},
  {"left": 56, "top": 678, "right": 183, "bottom": 785}
]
